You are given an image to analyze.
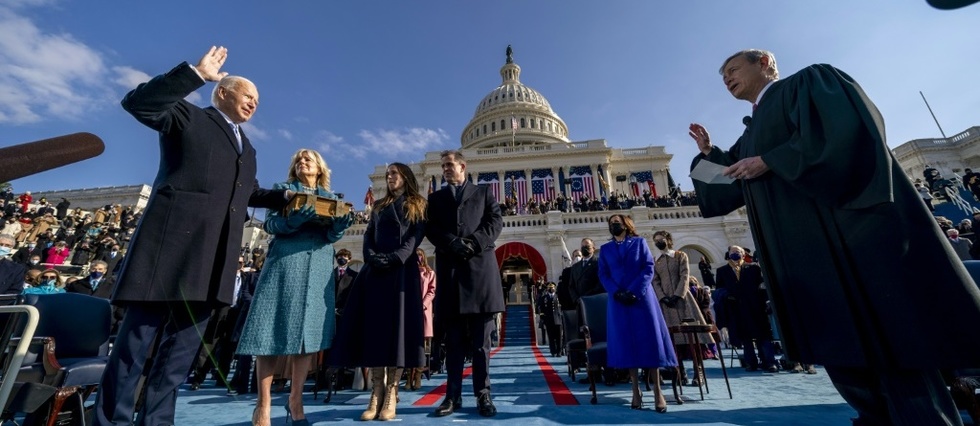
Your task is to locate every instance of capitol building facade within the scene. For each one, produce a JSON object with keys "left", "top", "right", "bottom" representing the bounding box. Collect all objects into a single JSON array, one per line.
[{"left": 333, "top": 48, "right": 755, "bottom": 302}]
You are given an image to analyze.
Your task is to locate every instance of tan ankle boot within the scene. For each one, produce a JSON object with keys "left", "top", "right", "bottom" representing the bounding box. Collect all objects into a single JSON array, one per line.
[
  {"left": 412, "top": 368, "right": 422, "bottom": 390},
  {"left": 377, "top": 367, "right": 402, "bottom": 421},
  {"left": 360, "top": 368, "right": 386, "bottom": 421}
]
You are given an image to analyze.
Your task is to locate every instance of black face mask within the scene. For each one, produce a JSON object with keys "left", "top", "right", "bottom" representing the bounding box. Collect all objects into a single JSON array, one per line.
[
  {"left": 609, "top": 223, "right": 625, "bottom": 237},
  {"left": 336, "top": 257, "right": 349, "bottom": 266},
  {"left": 654, "top": 241, "right": 667, "bottom": 250},
  {"left": 580, "top": 246, "right": 593, "bottom": 257}
]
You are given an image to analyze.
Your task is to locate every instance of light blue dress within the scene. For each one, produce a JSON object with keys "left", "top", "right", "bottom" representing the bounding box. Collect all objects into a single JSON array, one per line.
[{"left": 237, "top": 181, "right": 351, "bottom": 355}]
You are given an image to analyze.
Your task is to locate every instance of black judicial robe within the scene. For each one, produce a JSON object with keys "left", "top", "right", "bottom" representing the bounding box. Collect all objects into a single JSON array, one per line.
[{"left": 691, "top": 64, "right": 980, "bottom": 369}]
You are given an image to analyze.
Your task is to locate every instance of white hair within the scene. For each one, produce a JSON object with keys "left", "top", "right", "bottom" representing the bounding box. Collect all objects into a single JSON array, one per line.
[{"left": 210, "top": 76, "right": 255, "bottom": 106}]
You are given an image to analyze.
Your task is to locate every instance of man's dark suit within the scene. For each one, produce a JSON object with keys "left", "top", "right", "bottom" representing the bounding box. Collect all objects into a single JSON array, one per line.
[
  {"left": 333, "top": 266, "right": 358, "bottom": 316},
  {"left": 95, "top": 62, "right": 286, "bottom": 426},
  {"left": 426, "top": 181, "right": 504, "bottom": 401},
  {"left": 713, "top": 262, "right": 776, "bottom": 370},
  {"left": 98, "top": 251, "right": 124, "bottom": 276},
  {"left": 567, "top": 256, "right": 602, "bottom": 306},
  {"left": 11, "top": 246, "right": 43, "bottom": 266},
  {"left": 228, "top": 270, "right": 258, "bottom": 394},
  {"left": 0, "top": 258, "right": 26, "bottom": 295}
]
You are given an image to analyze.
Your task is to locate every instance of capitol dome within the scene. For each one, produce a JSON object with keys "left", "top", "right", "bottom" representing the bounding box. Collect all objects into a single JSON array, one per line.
[{"left": 461, "top": 46, "right": 570, "bottom": 149}]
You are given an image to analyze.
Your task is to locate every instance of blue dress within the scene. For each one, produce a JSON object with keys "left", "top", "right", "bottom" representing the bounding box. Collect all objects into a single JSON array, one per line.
[
  {"left": 237, "top": 181, "right": 351, "bottom": 355},
  {"left": 598, "top": 236, "right": 677, "bottom": 369}
]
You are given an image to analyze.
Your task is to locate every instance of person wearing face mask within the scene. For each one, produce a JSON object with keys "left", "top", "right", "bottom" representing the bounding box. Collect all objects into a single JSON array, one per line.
[
  {"left": 11, "top": 240, "right": 42, "bottom": 266},
  {"left": 713, "top": 245, "right": 777, "bottom": 373},
  {"left": 406, "top": 247, "right": 437, "bottom": 391},
  {"left": 23, "top": 268, "right": 65, "bottom": 295},
  {"left": 331, "top": 162, "right": 426, "bottom": 421},
  {"left": 536, "top": 283, "right": 563, "bottom": 357},
  {"left": 98, "top": 244, "right": 124, "bottom": 277},
  {"left": 0, "top": 234, "right": 26, "bottom": 296},
  {"left": 651, "top": 230, "right": 713, "bottom": 386},
  {"left": 598, "top": 214, "right": 676, "bottom": 412},
  {"left": 568, "top": 238, "right": 603, "bottom": 308}
]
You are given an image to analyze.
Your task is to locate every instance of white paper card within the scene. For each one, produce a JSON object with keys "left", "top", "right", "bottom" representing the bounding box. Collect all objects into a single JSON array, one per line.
[{"left": 690, "top": 160, "right": 735, "bottom": 184}]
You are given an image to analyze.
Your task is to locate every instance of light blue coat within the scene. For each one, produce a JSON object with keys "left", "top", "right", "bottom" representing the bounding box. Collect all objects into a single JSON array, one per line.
[{"left": 237, "top": 181, "right": 350, "bottom": 355}]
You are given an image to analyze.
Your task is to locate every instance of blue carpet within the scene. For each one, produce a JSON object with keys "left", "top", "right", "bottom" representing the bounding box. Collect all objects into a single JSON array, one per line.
[{"left": 169, "top": 305, "right": 971, "bottom": 425}]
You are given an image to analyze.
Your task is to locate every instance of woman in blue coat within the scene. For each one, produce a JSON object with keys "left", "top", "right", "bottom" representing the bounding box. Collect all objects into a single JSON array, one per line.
[
  {"left": 237, "top": 149, "right": 353, "bottom": 426},
  {"left": 598, "top": 213, "right": 676, "bottom": 413}
]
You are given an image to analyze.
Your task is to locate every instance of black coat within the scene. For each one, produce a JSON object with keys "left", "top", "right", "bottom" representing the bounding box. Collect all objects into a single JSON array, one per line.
[
  {"left": 568, "top": 257, "right": 603, "bottom": 305},
  {"left": 230, "top": 270, "right": 258, "bottom": 342},
  {"left": 333, "top": 266, "right": 358, "bottom": 315},
  {"left": 112, "top": 62, "right": 286, "bottom": 305},
  {"left": 712, "top": 263, "right": 772, "bottom": 344},
  {"left": 333, "top": 196, "right": 425, "bottom": 367},
  {"left": 426, "top": 183, "right": 505, "bottom": 317},
  {"left": 0, "top": 259, "right": 26, "bottom": 295},
  {"left": 691, "top": 64, "right": 980, "bottom": 368}
]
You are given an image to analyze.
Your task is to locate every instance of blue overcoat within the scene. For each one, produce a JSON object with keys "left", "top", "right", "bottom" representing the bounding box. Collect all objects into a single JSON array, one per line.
[{"left": 597, "top": 236, "right": 677, "bottom": 369}]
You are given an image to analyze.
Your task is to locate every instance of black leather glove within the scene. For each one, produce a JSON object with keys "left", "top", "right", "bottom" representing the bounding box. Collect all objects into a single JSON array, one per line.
[
  {"left": 614, "top": 290, "right": 639, "bottom": 306},
  {"left": 450, "top": 238, "right": 475, "bottom": 260},
  {"left": 659, "top": 296, "right": 672, "bottom": 306},
  {"left": 369, "top": 253, "right": 391, "bottom": 268}
]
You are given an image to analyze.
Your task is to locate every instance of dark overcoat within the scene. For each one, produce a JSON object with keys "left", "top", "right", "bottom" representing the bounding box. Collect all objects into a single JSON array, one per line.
[
  {"left": 332, "top": 195, "right": 425, "bottom": 367},
  {"left": 113, "top": 62, "right": 285, "bottom": 306},
  {"left": 691, "top": 64, "right": 980, "bottom": 368},
  {"left": 426, "top": 183, "right": 505, "bottom": 317}
]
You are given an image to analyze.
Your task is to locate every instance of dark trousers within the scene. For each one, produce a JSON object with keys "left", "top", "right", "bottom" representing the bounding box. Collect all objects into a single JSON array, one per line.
[
  {"left": 190, "top": 306, "right": 239, "bottom": 387},
  {"left": 229, "top": 354, "right": 254, "bottom": 393},
  {"left": 444, "top": 313, "right": 495, "bottom": 399},
  {"left": 742, "top": 339, "right": 777, "bottom": 369},
  {"left": 825, "top": 366, "right": 962, "bottom": 426},
  {"left": 543, "top": 322, "right": 561, "bottom": 356},
  {"left": 95, "top": 302, "right": 212, "bottom": 426}
]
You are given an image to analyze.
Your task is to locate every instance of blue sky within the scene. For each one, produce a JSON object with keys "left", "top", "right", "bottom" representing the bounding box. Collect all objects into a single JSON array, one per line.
[{"left": 3, "top": 0, "right": 979, "bottom": 210}]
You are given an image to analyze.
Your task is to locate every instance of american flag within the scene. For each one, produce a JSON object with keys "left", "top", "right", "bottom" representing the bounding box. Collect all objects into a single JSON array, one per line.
[
  {"left": 511, "top": 116, "right": 518, "bottom": 136},
  {"left": 530, "top": 169, "right": 555, "bottom": 203},
  {"left": 477, "top": 172, "right": 500, "bottom": 202},
  {"left": 504, "top": 170, "right": 527, "bottom": 211},
  {"left": 630, "top": 171, "right": 654, "bottom": 197},
  {"left": 569, "top": 165, "right": 594, "bottom": 199}
]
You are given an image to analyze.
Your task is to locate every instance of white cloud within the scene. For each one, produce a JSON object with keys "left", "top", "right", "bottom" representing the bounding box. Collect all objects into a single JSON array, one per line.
[
  {"left": 351, "top": 127, "right": 449, "bottom": 159},
  {"left": 314, "top": 130, "right": 345, "bottom": 154},
  {"left": 0, "top": 7, "right": 110, "bottom": 124},
  {"left": 111, "top": 66, "right": 150, "bottom": 89},
  {"left": 241, "top": 122, "right": 269, "bottom": 141},
  {"left": 278, "top": 129, "right": 293, "bottom": 140}
]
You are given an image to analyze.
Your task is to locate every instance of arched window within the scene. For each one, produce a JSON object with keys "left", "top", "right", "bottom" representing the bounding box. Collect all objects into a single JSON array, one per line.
[
  {"left": 531, "top": 119, "right": 536, "bottom": 129},
  {"left": 491, "top": 122, "right": 496, "bottom": 131},
  {"left": 520, "top": 118, "right": 526, "bottom": 128},
  {"left": 500, "top": 120, "right": 505, "bottom": 129},
  {"left": 483, "top": 124, "right": 487, "bottom": 134},
  {"left": 476, "top": 128, "right": 480, "bottom": 136}
]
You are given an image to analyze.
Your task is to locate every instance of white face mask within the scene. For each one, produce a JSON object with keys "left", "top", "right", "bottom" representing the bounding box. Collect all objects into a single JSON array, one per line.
[{"left": 573, "top": 256, "right": 583, "bottom": 263}]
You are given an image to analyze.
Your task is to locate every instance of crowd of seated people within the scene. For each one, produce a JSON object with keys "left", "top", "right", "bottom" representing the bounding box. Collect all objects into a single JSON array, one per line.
[{"left": 497, "top": 190, "right": 700, "bottom": 216}]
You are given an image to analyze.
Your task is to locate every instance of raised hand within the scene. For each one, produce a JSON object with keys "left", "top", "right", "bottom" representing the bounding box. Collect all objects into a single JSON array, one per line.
[
  {"left": 688, "top": 123, "right": 713, "bottom": 155},
  {"left": 195, "top": 46, "right": 229, "bottom": 82}
]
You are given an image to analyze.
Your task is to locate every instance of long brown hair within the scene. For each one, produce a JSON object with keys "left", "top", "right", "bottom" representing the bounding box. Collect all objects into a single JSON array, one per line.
[{"left": 374, "top": 162, "right": 426, "bottom": 224}]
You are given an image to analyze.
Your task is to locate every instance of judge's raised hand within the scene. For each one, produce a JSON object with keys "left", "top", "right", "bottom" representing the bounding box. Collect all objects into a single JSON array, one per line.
[
  {"left": 688, "top": 123, "right": 713, "bottom": 155},
  {"left": 722, "top": 156, "right": 770, "bottom": 180},
  {"left": 194, "top": 46, "right": 229, "bottom": 82}
]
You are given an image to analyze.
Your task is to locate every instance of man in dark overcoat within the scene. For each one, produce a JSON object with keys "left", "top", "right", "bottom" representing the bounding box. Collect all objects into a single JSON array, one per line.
[
  {"left": 94, "top": 46, "right": 287, "bottom": 426},
  {"left": 689, "top": 48, "right": 980, "bottom": 425},
  {"left": 426, "top": 149, "right": 504, "bottom": 417}
]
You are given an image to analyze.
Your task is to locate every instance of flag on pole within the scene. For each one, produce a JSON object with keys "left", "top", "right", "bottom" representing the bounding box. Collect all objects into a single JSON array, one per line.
[
  {"left": 559, "top": 234, "right": 573, "bottom": 266},
  {"left": 558, "top": 167, "right": 567, "bottom": 197},
  {"left": 364, "top": 185, "right": 375, "bottom": 207},
  {"left": 504, "top": 170, "right": 527, "bottom": 211},
  {"left": 511, "top": 116, "right": 518, "bottom": 135},
  {"left": 428, "top": 176, "right": 436, "bottom": 195},
  {"left": 596, "top": 164, "right": 609, "bottom": 204}
]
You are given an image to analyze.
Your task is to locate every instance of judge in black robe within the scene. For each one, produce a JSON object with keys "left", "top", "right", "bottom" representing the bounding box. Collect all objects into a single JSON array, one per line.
[{"left": 689, "top": 49, "right": 980, "bottom": 425}]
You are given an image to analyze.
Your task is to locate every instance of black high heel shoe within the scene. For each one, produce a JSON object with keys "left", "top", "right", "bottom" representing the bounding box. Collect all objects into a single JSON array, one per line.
[
  {"left": 284, "top": 402, "right": 310, "bottom": 426},
  {"left": 631, "top": 391, "right": 643, "bottom": 410},
  {"left": 655, "top": 396, "right": 668, "bottom": 413}
]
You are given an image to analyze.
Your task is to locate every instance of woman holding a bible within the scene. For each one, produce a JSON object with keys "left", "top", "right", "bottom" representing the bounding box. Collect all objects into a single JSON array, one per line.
[{"left": 237, "top": 148, "right": 353, "bottom": 426}]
